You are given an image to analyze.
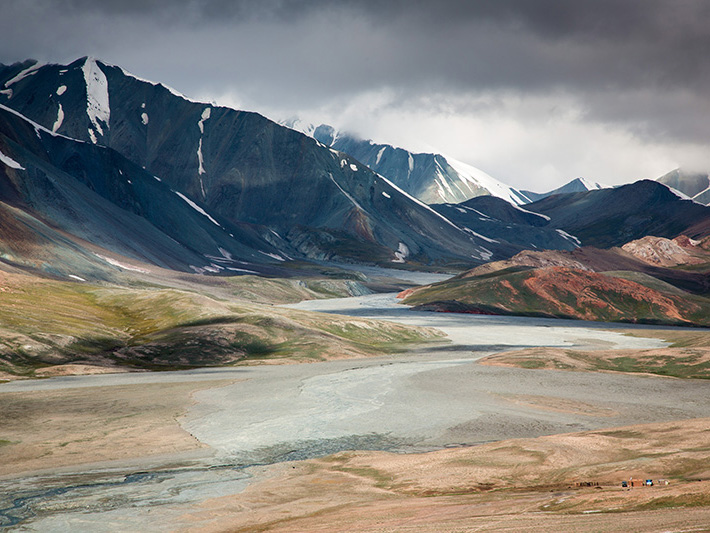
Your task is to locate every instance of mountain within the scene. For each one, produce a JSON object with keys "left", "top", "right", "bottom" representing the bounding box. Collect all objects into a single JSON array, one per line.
[
  {"left": 656, "top": 168, "right": 710, "bottom": 205},
  {"left": 3, "top": 58, "right": 707, "bottom": 273},
  {"left": 0, "top": 103, "right": 296, "bottom": 278},
  {"left": 0, "top": 57, "right": 506, "bottom": 267},
  {"left": 283, "top": 120, "right": 533, "bottom": 205},
  {"left": 526, "top": 180, "right": 710, "bottom": 247},
  {"left": 520, "top": 177, "right": 610, "bottom": 202}
]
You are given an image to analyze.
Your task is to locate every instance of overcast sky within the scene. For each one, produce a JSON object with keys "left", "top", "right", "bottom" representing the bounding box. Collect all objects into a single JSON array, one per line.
[{"left": 2, "top": 0, "right": 709, "bottom": 192}]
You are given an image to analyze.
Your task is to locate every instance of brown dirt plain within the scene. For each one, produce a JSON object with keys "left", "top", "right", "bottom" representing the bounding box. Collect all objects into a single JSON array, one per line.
[
  {"left": 0, "top": 379, "right": 235, "bottom": 477},
  {"left": 177, "top": 418, "right": 710, "bottom": 532},
  {"left": 170, "top": 327, "right": 710, "bottom": 532}
]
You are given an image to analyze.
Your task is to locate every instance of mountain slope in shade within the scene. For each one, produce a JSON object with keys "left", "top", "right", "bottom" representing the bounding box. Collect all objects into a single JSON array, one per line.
[
  {"left": 520, "top": 177, "right": 610, "bottom": 203},
  {"left": 526, "top": 180, "right": 710, "bottom": 247},
  {"left": 428, "top": 195, "right": 581, "bottom": 259},
  {"left": 283, "top": 120, "right": 532, "bottom": 205},
  {"left": 0, "top": 58, "right": 505, "bottom": 266},
  {"left": 657, "top": 168, "right": 710, "bottom": 205},
  {"left": 0, "top": 103, "right": 298, "bottom": 276}
]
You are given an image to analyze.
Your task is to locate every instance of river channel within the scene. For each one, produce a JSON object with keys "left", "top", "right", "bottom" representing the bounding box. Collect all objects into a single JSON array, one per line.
[{"left": 2, "top": 289, "right": 709, "bottom": 531}]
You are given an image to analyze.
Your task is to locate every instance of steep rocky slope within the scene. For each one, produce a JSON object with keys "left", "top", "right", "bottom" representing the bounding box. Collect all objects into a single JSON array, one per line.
[{"left": 0, "top": 103, "right": 293, "bottom": 276}]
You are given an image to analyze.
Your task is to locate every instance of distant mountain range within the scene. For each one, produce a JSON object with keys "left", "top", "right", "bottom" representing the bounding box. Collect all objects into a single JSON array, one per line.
[
  {"left": 520, "top": 177, "right": 609, "bottom": 202},
  {"left": 0, "top": 57, "right": 708, "bottom": 281},
  {"left": 0, "top": 57, "right": 583, "bottom": 276},
  {"left": 284, "top": 121, "right": 710, "bottom": 212}
]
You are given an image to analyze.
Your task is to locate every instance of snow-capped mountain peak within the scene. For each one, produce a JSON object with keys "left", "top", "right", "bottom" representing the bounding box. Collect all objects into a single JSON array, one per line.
[{"left": 282, "top": 120, "right": 531, "bottom": 206}]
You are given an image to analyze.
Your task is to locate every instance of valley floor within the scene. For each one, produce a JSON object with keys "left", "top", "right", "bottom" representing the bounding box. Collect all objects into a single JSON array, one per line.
[{"left": 1, "top": 291, "right": 709, "bottom": 530}]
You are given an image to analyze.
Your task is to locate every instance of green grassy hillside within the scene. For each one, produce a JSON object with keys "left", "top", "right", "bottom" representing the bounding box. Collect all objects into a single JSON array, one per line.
[{"left": 0, "top": 271, "right": 441, "bottom": 379}]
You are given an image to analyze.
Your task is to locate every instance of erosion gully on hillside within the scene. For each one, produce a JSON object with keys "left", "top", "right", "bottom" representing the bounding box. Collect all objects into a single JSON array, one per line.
[{"left": 1, "top": 267, "right": 709, "bottom": 531}]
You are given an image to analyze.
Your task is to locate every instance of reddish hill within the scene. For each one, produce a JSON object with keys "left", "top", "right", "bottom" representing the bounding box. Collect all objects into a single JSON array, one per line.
[
  {"left": 452, "top": 237, "right": 710, "bottom": 296},
  {"left": 401, "top": 265, "right": 710, "bottom": 327}
]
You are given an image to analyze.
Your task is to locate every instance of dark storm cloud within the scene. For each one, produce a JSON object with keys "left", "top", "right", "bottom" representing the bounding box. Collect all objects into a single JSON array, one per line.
[
  {"left": 6, "top": 0, "right": 709, "bottom": 93},
  {"left": 1, "top": 0, "right": 708, "bottom": 181}
]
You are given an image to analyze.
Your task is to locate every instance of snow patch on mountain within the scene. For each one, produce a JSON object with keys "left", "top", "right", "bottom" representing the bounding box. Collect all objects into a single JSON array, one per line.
[
  {"left": 4, "top": 61, "right": 44, "bottom": 88},
  {"left": 555, "top": 229, "right": 581, "bottom": 247},
  {"left": 0, "top": 103, "right": 77, "bottom": 142},
  {"left": 282, "top": 118, "right": 315, "bottom": 136},
  {"left": 0, "top": 149, "right": 24, "bottom": 170},
  {"left": 175, "top": 191, "right": 221, "bottom": 227},
  {"left": 693, "top": 185, "right": 710, "bottom": 200},
  {"left": 328, "top": 173, "right": 364, "bottom": 211},
  {"left": 52, "top": 103, "right": 64, "bottom": 133},
  {"left": 198, "top": 107, "right": 211, "bottom": 134},
  {"left": 260, "top": 251, "right": 286, "bottom": 262},
  {"left": 197, "top": 138, "right": 206, "bottom": 175},
  {"left": 656, "top": 182, "right": 706, "bottom": 205},
  {"left": 577, "top": 177, "right": 608, "bottom": 190},
  {"left": 94, "top": 254, "right": 149, "bottom": 273},
  {"left": 446, "top": 157, "right": 530, "bottom": 206},
  {"left": 141, "top": 112, "right": 149, "bottom": 125},
  {"left": 512, "top": 203, "right": 550, "bottom": 221},
  {"left": 56, "top": 85, "right": 67, "bottom": 96},
  {"left": 81, "top": 57, "right": 110, "bottom": 139},
  {"left": 392, "top": 242, "right": 410, "bottom": 263},
  {"left": 376, "top": 173, "right": 464, "bottom": 232},
  {"left": 463, "top": 228, "right": 499, "bottom": 244}
]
